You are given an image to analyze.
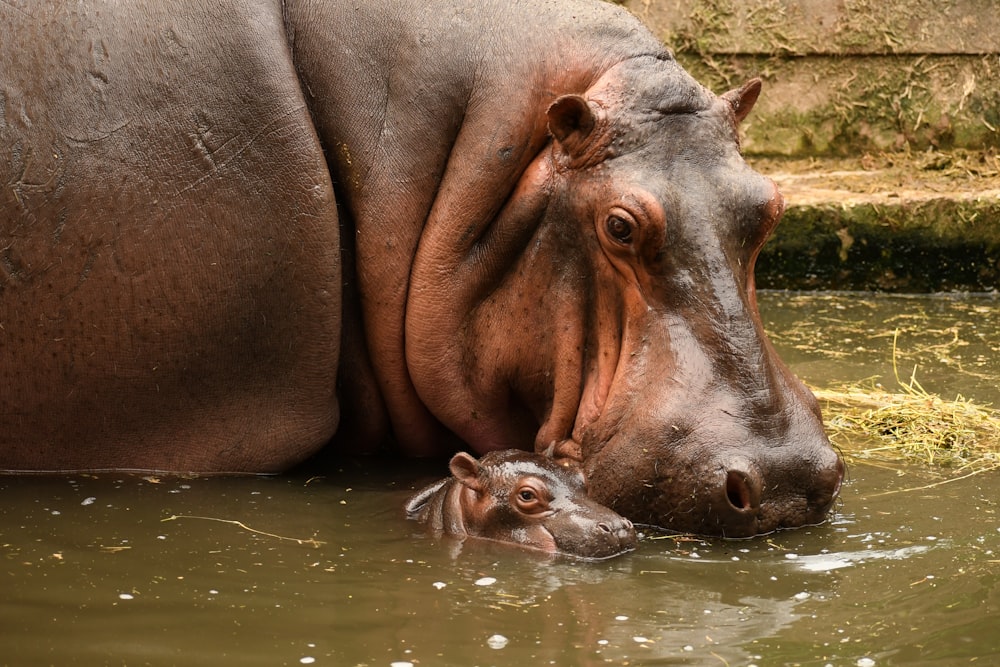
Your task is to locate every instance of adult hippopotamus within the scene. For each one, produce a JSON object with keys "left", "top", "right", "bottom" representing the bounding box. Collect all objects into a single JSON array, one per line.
[
  {"left": 406, "top": 450, "right": 637, "bottom": 559},
  {"left": 0, "top": 0, "right": 843, "bottom": 536}
]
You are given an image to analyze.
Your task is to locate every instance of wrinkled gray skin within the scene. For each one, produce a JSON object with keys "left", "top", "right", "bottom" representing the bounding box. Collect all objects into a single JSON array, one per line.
[
  {"left": 406, "top": 450, "right": 637, "bottom": 559},
  {"left": 0, "top": 0, "right": 843, "bottom": 536}
]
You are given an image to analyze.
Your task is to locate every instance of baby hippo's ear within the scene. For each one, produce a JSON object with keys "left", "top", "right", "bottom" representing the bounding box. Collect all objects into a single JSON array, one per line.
[{"left": 449, "top": 452, "right": 483, "bottom": 492}]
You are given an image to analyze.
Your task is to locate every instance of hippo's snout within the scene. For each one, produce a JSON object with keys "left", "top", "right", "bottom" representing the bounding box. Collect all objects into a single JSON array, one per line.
[
  {"left": 599, "top": 516, "right": 635, "bottom": 538},
  {"left": 554, "top": 506, "right": 638, "bottom": 560},
  {"left": 583, "top": 421, "right": 846, "bottom": 538},
  {"left": 600, "top": 516, "right": 636, "bottom": 545},
  {"left": 603, "top": 516, "right": 638, "bottom": 550},
  {"left": 704, "top": 448, "right": 845, "bottom": 538}
]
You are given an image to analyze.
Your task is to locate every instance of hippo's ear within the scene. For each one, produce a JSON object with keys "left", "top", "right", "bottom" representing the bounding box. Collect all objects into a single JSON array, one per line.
[
  {"left": 721, "top": 78, "right": 762, "bottom": 125},
  {"left": 547, "top": 95, "right": 596, "bottom": 154},
  {"left": 449, "top": 452, "right": 483, "bottom": 492},
  {"left": 542, "top": 438, "right": 582, "bottom": 464}
]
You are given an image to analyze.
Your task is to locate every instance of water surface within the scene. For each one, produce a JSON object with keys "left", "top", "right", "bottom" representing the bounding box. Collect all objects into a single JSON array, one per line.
[{"left": 2, "top": 293, "right": 997, "bottom": 666}]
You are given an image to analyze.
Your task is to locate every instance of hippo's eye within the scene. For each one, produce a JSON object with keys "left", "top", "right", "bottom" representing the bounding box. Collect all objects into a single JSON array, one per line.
[
  {"left": 519, "top": 489, "right": 536, "bottom": 502},
  {"left": 605, "top": 215, "right": 633, "bottom": 244}
]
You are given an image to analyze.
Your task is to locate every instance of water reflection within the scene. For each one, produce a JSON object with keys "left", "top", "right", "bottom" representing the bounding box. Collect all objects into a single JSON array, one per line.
[
  {"left": 792, "top": 544, "right": 934, "bottom": 572},
  {"left": 759, "top": 291, "right": 1000, "bottom": 403}
]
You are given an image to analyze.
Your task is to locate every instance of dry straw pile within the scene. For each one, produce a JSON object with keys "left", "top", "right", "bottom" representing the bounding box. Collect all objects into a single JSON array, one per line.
[{"left": 815, "top": 331, "right": 1000, "bottom": 473}]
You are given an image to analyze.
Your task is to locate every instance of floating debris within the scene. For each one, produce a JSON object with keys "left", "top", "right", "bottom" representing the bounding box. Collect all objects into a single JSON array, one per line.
[
  {"left": 818, "top": 381, "right": 1000, "bottom": 471},
  {"left": 815, "top": 331, "right": 1000, "bottom": 473},
  {"left": 160, "top": 514, "right": 325, "bottom": 548}
]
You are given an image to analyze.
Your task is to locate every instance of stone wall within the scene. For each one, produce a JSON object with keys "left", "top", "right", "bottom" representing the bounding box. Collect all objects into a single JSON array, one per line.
[{"left": 622, "top": 0, "right": 1000, "bottom": 156}]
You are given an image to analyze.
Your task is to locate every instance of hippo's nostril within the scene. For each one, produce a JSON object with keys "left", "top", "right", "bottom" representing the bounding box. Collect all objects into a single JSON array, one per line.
[
  {"left": 833, "top": 456, "right": 846, "bottom": 494},
  {"left": 812, "top": 453, "right": 847, "bottom": 510},
  {"left": 725, "top": 469, "right": 755, "bottom": 512}
]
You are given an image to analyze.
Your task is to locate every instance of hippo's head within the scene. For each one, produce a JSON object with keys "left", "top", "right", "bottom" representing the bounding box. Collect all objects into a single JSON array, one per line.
[
  {"left": 531, "top": 64, "right": 844, "bottom": 536},
  {"left": 406, "top": 58, "right": 842, "bottom": 538},
  {"left": 405, "top": 450, "right": 637, "bottom": 559}
]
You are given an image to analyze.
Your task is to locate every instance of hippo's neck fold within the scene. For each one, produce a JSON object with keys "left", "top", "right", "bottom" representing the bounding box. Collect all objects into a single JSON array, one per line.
[{"left": 283, "top": 0, "right": 670, "bottom": 455}]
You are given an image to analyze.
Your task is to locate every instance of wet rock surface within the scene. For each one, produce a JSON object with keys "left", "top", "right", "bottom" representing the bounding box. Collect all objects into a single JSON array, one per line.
[{"left": 753, "top": 151, "right": 1000, "bottom": 292}]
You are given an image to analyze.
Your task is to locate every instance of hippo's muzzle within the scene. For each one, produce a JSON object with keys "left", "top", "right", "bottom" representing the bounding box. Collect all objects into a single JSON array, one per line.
[{"left": 584, "top": 430, "right": 845, "bottom": 538}]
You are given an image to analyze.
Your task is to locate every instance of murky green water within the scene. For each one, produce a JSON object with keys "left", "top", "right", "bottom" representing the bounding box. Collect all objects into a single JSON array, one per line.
[{"left": 2, "top": 293, "right": 998, "bottom": 666}]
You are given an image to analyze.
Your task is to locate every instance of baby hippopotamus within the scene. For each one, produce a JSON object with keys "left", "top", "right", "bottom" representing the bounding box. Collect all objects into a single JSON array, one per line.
[{"left": 405, "top": 449, "right": 637, "bottom": 559}]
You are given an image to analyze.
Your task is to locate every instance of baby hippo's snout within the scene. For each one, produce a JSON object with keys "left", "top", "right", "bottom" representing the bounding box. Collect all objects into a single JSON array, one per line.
[
  {"left": 603, "top": 516, "right": 636, "bottom": 544},
  {"left": 556, "top": 501, "right": 638, "bottom": 560},
  {"left": 405, "top": 449, "right": 637, "bottom": 559}
]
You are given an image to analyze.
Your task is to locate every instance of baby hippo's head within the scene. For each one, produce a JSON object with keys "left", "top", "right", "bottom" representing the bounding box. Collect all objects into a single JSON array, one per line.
[{"left": 406, "top": 449, "right": 637, "bottom": 559}]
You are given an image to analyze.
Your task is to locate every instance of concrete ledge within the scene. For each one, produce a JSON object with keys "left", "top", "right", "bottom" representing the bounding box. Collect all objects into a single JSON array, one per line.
[{"left": 752, "top": 151, "right": 1000, "bottom": 292}]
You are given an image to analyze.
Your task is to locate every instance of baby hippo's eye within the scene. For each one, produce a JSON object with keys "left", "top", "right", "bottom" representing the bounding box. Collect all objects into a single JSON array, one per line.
[{"left": 513, "top": 480, "right": 550, "bottom": 514}]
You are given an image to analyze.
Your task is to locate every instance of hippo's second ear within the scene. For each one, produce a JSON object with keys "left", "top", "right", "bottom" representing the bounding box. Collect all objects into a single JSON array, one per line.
[
  {"left": 449, "top": 452, "right": 483, "bottom": 491},
  {"left": 721, "top": 78, "right": 762, "bottom": 125},
  {"left": 547, "top": 95, "right": 596, "bottom": 154}
]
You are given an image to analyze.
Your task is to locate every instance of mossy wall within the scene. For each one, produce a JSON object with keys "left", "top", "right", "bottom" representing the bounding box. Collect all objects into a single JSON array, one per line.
[
  {"left": 758, "top": 197, "right": 1000, "bottom": 291},
  {"left": 623, "top": 0, "right": 1000, "bottom": 156}
]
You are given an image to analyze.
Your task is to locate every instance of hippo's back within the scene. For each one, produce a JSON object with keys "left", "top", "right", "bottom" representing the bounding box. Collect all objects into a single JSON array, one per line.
[{"left": 0, "top": 0, "right": 342, "bottom": 470}]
